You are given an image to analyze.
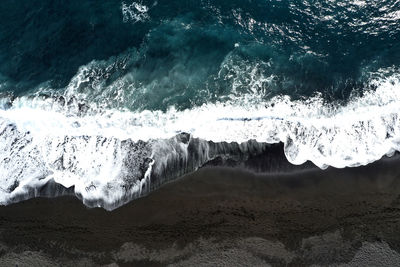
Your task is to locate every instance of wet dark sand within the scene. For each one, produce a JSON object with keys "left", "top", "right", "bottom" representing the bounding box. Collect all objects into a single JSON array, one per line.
[{"left": 2, "top": 157, "right": 400, "bottom": 266}]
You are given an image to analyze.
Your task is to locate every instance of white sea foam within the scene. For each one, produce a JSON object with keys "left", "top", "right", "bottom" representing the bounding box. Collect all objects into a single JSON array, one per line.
[
  {"left": 0, "top": 73, "right": 400, "bottom": 208},
  {"left": 121, "top": 1, "right": 152, "bottom": 24}
]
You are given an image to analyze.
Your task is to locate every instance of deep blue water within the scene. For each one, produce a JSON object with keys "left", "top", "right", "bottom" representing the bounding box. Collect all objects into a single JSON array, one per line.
[{"left": 1, "top": 0, "right": 400, "bottom": 111}]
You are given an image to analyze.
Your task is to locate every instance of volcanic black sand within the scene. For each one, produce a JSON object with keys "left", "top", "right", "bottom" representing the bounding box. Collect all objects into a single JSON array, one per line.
[{"left": 2, "top": 157, "right": 400, "bottom": 266}]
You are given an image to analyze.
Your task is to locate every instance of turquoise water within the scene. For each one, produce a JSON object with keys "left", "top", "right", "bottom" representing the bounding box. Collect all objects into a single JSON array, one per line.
[{"left": 1, "top": 0, "right": 399, "bottom": 110}]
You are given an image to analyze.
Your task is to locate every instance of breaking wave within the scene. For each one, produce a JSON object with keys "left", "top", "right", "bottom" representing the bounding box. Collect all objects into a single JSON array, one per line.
[{"left": 0, "top": 71, "right": 399, "bottom": 209}]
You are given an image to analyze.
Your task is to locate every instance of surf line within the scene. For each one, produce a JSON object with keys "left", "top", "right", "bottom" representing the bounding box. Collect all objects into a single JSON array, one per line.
[{"left": 217, "top": 116, "right": 284, "bottom": 121}]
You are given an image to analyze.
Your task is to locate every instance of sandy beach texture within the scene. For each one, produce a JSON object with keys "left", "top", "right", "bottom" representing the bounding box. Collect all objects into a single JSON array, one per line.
[{"left": 1, "top": 156, "right": 400, "bottom": 266}]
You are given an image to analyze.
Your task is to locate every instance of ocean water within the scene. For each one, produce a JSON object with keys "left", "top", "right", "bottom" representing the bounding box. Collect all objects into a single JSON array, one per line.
[{"left": 1, "top": 0, "right": 400, "bottom": 209}]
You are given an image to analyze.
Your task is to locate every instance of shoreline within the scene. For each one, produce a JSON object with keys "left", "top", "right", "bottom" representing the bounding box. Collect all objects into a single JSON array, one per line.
[
  {"left": 1, "top": 156, "right": 400, "bottom": 265},
  {"left": 5, "top": 141, "right": 319, "bottom": 211}
]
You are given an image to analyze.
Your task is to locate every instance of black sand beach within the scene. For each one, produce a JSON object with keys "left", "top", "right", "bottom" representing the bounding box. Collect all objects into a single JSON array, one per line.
[{"left": 2, "top": 157, "right": 400, "bottom": 266}]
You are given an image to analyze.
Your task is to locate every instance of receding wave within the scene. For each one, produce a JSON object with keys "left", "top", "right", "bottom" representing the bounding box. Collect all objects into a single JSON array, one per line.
[{"left": 0, "top": 71, "right": 399, "bottom": 209}]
